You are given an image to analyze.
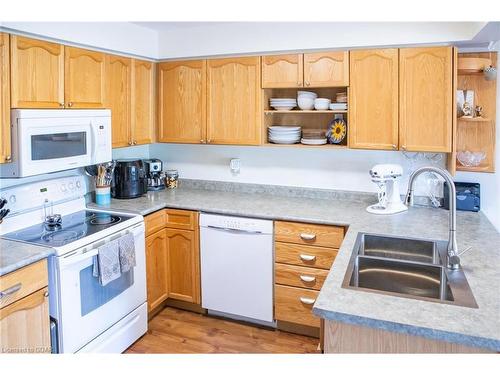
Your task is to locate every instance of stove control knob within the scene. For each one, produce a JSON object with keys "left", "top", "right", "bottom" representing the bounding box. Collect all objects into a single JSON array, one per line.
[
  {"left": 68, "top": 182, "right": 75, "bottom": 190},
  {"left": 9, "top": 195, "right": 16, "bottom": 204},
  {"left": 61, "top": 184, "right": 67, "bottom": 192},
  {"left": 76, "top": 181, "right": 82, "bottom": 189}
]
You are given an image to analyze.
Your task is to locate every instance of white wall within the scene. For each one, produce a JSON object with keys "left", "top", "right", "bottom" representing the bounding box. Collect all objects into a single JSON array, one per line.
[
  {"left": 150, "top": 143, "right": 445, "bottom": 197},
  {"left": 156, "top": 22, "right": 486, "bottom": 59},
  {"left": 0, "top": 22, "right": 159, "bottom": 59}
]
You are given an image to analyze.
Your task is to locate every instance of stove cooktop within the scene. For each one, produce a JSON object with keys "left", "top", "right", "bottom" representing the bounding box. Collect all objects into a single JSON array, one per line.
[{"left": 3, "top": 210, "right": 133, "bottom": 248}]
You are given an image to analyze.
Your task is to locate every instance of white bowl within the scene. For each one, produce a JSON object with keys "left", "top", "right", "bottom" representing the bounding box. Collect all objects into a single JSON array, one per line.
[
  {"left": 271, "top": 105, "right": 296, "bottom": 111},
  {"left": 298, "top": 97, "right": 315, "bottom": 110},
  {"left": 297, "top": 91, "right": 318, "bottom": 99},
  {"left": 314, "top": 98, "right": 331, "bottom": 110},
  {"left": 457, "top": 151, "right": 486, "bottom": 167}
]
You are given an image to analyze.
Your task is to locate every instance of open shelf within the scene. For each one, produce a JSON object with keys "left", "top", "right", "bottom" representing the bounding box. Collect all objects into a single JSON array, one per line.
[
  {"left": 455, "top": 52, "right": 497, "bottom": 173},
  {"left": 457, "top": 117, "right": 491, "bottom": 122},
  {"left": 262, "top": 87, "right": 349, "bottom": 147},
  {"left": 265, "top": 110, "right": 347, "bottom": 114}
]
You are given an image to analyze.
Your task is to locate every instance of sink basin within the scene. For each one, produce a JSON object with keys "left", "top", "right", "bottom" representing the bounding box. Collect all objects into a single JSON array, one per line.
[{"left": 342, "top": 233, "right": 478, "bottom": 308}]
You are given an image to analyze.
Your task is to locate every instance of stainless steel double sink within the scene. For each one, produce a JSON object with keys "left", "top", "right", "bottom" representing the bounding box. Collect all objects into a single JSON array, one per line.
[{"left": 342, "top": 233, "right": 478, "bottom": 308}]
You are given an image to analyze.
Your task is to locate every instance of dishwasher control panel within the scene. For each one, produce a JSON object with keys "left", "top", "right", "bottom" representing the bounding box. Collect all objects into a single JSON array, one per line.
[{"left": 199, "top": 213, "right": 273, "bottom": 234}]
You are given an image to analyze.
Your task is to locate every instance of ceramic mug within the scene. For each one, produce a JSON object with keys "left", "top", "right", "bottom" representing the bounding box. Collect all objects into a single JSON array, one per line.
[{"left": 95, "top": 185, "right": 111, "bottom": 206}]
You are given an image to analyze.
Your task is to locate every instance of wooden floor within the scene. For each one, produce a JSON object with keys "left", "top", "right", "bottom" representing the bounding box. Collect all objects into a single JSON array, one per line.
[{"left": 126, "top": 307, "right": 319, "bottom": 354}]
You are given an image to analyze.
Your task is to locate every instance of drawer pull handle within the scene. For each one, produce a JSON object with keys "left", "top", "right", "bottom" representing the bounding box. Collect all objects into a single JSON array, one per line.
[
  {"left": 0, "top": 283, "right": 22, "bottom": 298},
  {"left": 300, "top": 233, "right": 316, "bottom": 241},
  {"left": 299, "top": 297, "right": 316, "bottom": 305},
  {"left": 300, "top": 254, "right": 316, "bottom": 262},
  {"left": 300, "top": 275, "right": 316, "bottom": 283}
]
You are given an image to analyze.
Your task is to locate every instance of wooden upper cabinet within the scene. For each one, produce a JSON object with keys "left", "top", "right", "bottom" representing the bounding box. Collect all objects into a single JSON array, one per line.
[
  {"left": 349, "top": 49, "right": 399, "bottom": 150},
  {"left": 158, "top": 60, "right": 206, "bottom": 144},
  {"left": 399, "top": 47, "right": 453, "bottom": 152},
  {"left": 262, "top": 54, "right": 303, "bottom": 88},
  {"left": 132, "top": 60, "right": 155, "bottom": 145},
  {"left": 304, "top": 51, "right": 349, "bottom": 87},
  {"left": 10, "top": 36, "right": 65, "bottom": 108},
  {"left": 106, "top": 55, "right": 132, "bottom": 148},
  {"left": 207, "top": 57, "right": 262, "bottom": 145},
  {"left": 64, "top": 46, "right": 106, "bottom": 108},
  {"left": 165, "top": 228, "right": 200, "bottom": 304},
  {"left": 0, "top": 33, "right": 10, "bottom": 164}
]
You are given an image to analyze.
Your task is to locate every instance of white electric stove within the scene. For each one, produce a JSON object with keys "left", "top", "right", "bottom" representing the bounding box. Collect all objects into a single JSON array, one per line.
[{"left": 0, "top": 175, "right": 147, "bottom": 353}]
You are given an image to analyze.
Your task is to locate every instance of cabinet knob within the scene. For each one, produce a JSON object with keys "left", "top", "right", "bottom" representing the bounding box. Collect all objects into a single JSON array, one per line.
[
  {"left": 67, "top": 102, "right": 73, "bottom": 107},
  {"left": 305, "top": 81, "right": 310, "bottom": 86},
  {"left": 133, "top": 140, "right": 137, "bottom": 145},
  {"left": 4, "top": 155, "right": 11, "bottom": 162},
  {"left": 200, "top": 140, "right": 206, "bottom": 144},
  {"left": 59, "top": 102, "right": 65, "bottom": 107},
  {"left": 392, "top": 144, "right": 397, "bottom": 150},
  {"left": 401, "top": 145, "right": 407, "bottom": 151},
  {"left": 44, "top": 291, "right": 49, "bottom": 298},
  {"left": 207, "top": 139, "right": 212, "bottom": 144},
  {"left": 128, "top": 141, "right": 133, "bottom": 146},
  {"left": 297, "top": 81, "right": 302, "bottom": 87}
]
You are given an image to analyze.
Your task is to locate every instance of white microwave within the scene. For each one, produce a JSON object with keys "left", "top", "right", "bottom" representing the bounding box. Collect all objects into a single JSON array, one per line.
[{"left": 0, "top": 109, "right": 112, "bottom": 178}]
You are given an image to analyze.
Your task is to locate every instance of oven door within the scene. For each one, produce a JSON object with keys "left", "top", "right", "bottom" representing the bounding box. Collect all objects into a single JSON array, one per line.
[
  {"left": 54, "top": 223, "right": 146, "bottom": 353},
  {"left": 18, "top": 118, "right": 93, "bottom": 177}
]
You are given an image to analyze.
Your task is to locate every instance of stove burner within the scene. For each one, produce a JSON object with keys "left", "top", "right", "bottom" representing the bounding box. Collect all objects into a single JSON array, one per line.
[
  {"left": 90, "top": 215, "right": 121, "bottom": 225},
  {"left": 41, "top": 230, "right": 84, "bottom": 246}
]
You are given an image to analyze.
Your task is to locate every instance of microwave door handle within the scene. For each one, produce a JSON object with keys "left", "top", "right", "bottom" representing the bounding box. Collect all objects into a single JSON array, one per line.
[{"left": 89, "top": 122, "right": 97, "bottom": 161}]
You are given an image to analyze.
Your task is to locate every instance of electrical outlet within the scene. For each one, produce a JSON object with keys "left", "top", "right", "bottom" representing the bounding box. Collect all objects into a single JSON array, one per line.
[{"left": 230, "top": 158, "right": 241, "bottom": 174}]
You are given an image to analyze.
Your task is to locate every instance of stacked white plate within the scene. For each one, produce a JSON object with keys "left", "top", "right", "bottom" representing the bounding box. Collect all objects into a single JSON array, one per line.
[
  {"left": 270, "top": 98, "right": 297, "bottom": 111},
  {"left": 268, "top": 126, "right": 301, "bottom": 144},
  {"left": 330, "top": 103, "right": 348, "bottom": 111}
]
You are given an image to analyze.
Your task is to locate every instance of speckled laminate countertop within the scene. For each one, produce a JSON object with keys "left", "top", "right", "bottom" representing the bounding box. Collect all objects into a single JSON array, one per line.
[
  {"left": 88, "top": 185, "right": 500, "bottom": 351},
  {"left": 0, "top": 239, "right": 54, "bottom": 276}
]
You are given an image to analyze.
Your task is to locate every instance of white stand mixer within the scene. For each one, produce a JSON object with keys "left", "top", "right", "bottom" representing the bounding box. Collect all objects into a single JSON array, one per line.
[{"left": 366, "top": 164, "right": 408, "bottom": 215}]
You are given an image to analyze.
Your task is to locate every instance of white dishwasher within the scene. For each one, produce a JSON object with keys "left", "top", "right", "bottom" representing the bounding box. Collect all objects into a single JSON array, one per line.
[{"left": 200, "top": 213, "right": 274, "bottom": 324}]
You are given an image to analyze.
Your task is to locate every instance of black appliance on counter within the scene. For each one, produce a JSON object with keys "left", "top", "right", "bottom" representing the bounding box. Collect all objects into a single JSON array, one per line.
[
  {"left": 443, "top": 182, "right": 480, "bottom": 212},
  {"left": 112, "top": 159, "right": 148, "bottom": 199}
]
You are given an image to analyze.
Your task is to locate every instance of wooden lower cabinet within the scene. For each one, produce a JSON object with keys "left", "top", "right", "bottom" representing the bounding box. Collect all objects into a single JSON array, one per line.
[
  {"left": 323, "top": 320, "right": 492, "bottom": 353},
  {"left": 275, "top": 285, "right": 320, "bottom": 328},
  {"left": 0, "top": 260, "right": 50, "bottom": 354},
  {"left": 145, "top": 228, "right": 169, "bottom": 312},
  {"left": 165, "top": 228, "right": 200, "bottom": 304},
  {"left": 144, "top": 209, "right": 201, "bottom": 314}
]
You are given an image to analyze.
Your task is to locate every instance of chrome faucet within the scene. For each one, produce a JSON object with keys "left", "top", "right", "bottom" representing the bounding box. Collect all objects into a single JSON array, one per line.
[{"left": 405, "top": 166, "right": 461, "bottom": 270}]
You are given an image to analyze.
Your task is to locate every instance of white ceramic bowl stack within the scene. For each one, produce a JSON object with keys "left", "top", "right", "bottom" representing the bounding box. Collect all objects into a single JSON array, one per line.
[
  {"left": 270, "top": 98, "right": 297, "bottom": 111},
  {"left": 330, "top": 102, "right": 348, "bottom": 111},
  {"left": 297, "top": 91, "right": 317, "bottom": 110},
  {"left": 314, "top": 98, "right": 331, "bottom": 110},
  {"left": 268, "top": 126, "right": 301, "bottom": 144}
]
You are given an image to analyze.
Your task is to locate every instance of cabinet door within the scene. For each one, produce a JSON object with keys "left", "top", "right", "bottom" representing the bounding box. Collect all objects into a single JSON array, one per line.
[
  {"left": 399, "top": 47, "right": 453, "bottom": 152},
  {"left": 304, "top": 51, "right": 349, "bottom": 87},
  {"left": 106, "top": 55, "right": 132, "bottom": 148},
  {"left": 349, "top": 49, "right": 399, "bottom": 150},
  {"left": 145, "top": 229, "right": 169, "bottom": 312},
  {"left": 64, "top": 46, "right": 106, "bottom": 108},
  {"left": 165, "top": 228, "right": 200, "bottom": 304},
  {"left": 262, "top": 54, "right": 303, "bottom": 88},
  {"left": 132, "top": 60, "right": 155, "bottom": 145},
  {"left": 0, "top": 287, "right": 51, "bottom": 353},
  {"left": 10, "top": 36, "right": 64, "bottom": 108},
  {"left": 158, "top": 60, "right": 206, "bottom": 143},
  {"left": 0, "top": 33, "right": 10, "bottom": 164},
  {"left": 207, "top": 57, "right": 262, "bottom": 145}
]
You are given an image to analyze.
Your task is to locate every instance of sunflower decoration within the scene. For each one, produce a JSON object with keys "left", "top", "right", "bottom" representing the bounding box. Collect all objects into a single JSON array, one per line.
[{"left": 327, "top": 115, "right": 347, "bottom": 144}]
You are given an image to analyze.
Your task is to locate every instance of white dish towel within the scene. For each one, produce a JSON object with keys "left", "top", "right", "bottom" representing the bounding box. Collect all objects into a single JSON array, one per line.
[
  {"left": 92, "top": 238, "right": 121, "bottom": 286},
  {"left": 118, "top": 233, "right": 136, "bottom": 273}
]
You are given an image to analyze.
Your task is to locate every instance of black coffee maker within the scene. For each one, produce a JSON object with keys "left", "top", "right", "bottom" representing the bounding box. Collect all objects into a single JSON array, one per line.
[{"left": 112, "top": 159, "right": 147, "bottom": 199}]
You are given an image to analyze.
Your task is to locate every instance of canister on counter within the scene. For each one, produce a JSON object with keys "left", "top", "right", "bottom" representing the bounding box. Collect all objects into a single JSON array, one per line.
[{"left": 165, "top": 170, "right": 179, "bottom": 189}]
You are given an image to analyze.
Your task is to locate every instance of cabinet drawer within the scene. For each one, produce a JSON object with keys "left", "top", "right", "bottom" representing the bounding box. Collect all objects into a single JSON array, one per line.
[
  {"left": 0, "top": 260, "right": 47, "bottom": 309},
  {"left": 275, "top": 284, "right": 320, "bottom": 328},
  {"left": 275, "top": 263, "right": 328, "bottom": 291},
  {"left": 165, "top": 209, "right": 198, "bottom": 231},
  {"left": 144, "top": 209, "right": 166, "bottom": 236},
  {"left": 275, "top": 242, "right": 338, "bottom": 270},
  {"left": 275, "top": 221, "right": 344, "bottom": 248}
]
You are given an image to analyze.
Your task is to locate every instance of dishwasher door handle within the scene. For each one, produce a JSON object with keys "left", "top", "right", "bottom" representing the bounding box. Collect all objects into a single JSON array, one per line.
[{"left": 206, "top": 225, "right": 263, "bottom": 235}]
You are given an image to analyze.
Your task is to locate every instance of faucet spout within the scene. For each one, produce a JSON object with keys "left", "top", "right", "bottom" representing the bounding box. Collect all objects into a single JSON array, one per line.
[{"left": 405, "top": 166, "right": 460, "bottom": 270}]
